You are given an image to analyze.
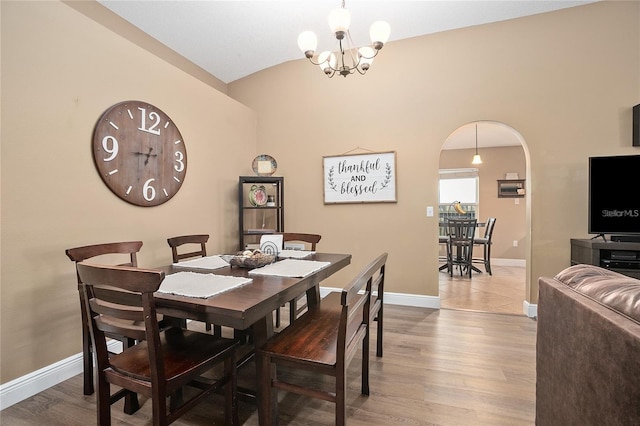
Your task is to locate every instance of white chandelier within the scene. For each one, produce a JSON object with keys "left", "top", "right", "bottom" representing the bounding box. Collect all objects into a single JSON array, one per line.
[{"left": 297, "top": 0, "right": 390, "bottom": 78}]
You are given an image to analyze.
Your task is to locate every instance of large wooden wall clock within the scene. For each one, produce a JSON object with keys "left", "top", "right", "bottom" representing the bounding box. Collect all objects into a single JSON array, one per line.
[{"left": 92, "top": 100, "right": 187, "bottom": 207}]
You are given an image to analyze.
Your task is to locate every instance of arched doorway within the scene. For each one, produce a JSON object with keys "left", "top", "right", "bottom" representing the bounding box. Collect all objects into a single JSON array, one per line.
[{"left": 438, "top": 121, "right": 530, "bottom": 315}]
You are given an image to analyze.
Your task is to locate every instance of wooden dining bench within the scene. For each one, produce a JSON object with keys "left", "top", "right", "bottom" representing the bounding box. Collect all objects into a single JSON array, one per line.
[{"left": 257, "top": 252, "right": 388, "bottom": 426}]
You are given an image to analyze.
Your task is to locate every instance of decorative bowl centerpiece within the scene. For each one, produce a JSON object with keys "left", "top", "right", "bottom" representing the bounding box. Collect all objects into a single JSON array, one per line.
[{"left": 226, "top": 250, "right": 275, "bottom": 269}]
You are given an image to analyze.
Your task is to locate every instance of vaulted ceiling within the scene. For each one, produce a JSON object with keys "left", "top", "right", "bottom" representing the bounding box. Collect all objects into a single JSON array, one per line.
[{"left": 98, "top": 0, "right": 598, "bottom": 149}]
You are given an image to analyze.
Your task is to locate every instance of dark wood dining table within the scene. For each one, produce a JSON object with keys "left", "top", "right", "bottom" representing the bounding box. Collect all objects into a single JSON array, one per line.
[{"left": 153, "top": 252, "right": 351, "bottom": 422}]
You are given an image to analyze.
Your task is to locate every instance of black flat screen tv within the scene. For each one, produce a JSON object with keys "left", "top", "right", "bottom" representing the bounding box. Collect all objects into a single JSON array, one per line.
[{"left": 588, "top": 154, "right": 640, "bottom": 240}]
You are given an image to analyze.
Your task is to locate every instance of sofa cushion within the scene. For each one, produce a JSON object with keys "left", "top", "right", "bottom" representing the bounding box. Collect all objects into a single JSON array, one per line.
[{"left": 555, "top": 264, "right": 640, "bottom": 324}]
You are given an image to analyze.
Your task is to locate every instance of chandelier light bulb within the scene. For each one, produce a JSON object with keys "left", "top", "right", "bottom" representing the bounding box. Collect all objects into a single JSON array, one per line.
[
  {"left": 370, "top": 21, "right": 391, "bottom": 48},
  {"left": 358, "top": 46, "right": 375, "bottom": 70},
  {"left": 328, "top": 7, "right": 351, "bottom": 38},
  {"left": 318, "top": 51, "right": 337, "bottom": 75},
  {"left": 297, "top": 31, "right": 318, "bottom": 58}
]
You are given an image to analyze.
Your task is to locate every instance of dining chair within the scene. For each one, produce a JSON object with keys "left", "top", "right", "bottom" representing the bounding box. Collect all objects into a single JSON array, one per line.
[
  {"left": 65, "top": 241, "right": 143, "bottom": 412},
  {"left": 76, "top": 262, "right": 239, "bottom": 426},
  {"left": 438, "top": 235, "right": 449, "bottom": 272},
  {"left": 258, "top": 253, "right": 387, "bottom": 426},
  {"left": 472, "top": 217, "right": 497, "bottom": 275},
  {"left": 324, "top": 253, "right": 388, "bottom": 357},
  {"left": 445, "top": 218, "right": 477, "bottom": 278},
  {"left": 274, "top": 232, "right": 322, "bottom": 328},
  {"left": 166, "top": 234, "right": 221, "bottom": 336},
  {"left": 167, "top": 234, "right": 209, "bottom": 263}
]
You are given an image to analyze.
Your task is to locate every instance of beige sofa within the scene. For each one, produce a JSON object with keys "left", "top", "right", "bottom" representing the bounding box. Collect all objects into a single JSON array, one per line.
[{"left": 536, "top": 264, "right": 640, "bottom": 426}]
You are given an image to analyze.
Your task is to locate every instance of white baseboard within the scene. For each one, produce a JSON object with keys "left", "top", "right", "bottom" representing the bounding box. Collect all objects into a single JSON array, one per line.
[
  {"left": 320, "top": 287, "right": 441, "bottom": 309},
  {"left": 0, "top": 340, "right": 121, "bottom": 410},
  {"left": 1, "top": 288, "right": 532, "bottom": 410},
  {"left": 492, "top": 258, "right": 527, "bottom": 267},
  {"left": 523, "top": 300, "right": 538, "bottom": 318}
]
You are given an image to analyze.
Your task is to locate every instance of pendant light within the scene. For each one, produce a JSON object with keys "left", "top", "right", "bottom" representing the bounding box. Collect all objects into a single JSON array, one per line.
[{"left": 472, "top": 123, "right": 483, "bottom": 165}]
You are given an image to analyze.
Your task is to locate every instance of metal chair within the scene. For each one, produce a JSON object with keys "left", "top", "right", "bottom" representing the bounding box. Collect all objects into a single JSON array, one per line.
[
  {"left": 438, "top": 235, "right": 449, "bottom": 272},
  {"left": 445, "top": 219, "right": 477, "bottom": 278},
  {"left": 472, "top": 217, "right": 497, "bottom": 275}
]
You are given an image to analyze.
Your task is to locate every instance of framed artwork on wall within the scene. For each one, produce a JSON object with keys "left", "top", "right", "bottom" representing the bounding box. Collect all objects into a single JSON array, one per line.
[{"left": 323, "top": 151, "right": 397, "bottom": 204}]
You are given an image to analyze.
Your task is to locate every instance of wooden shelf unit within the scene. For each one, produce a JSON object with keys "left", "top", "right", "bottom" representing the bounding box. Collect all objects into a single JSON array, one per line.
[
  {"left": 238, "top": 176, "right": 284, "bottom": 250},
  {"left": 570, "top": 238, "right": 640, "bottom": 279}
]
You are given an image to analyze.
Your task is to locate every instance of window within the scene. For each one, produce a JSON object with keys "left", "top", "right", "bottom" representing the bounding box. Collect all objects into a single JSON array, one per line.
[{"left": 438, "top": 169, "right": 479, "bottom": 233}]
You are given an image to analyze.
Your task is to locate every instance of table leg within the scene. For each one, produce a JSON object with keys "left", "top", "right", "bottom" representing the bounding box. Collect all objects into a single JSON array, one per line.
[
  {"left": 305, "top": 280, "right": 321, "bottom": 310},
  {"left": 254, "top": 316, "right": 276, "bottom": 426}
]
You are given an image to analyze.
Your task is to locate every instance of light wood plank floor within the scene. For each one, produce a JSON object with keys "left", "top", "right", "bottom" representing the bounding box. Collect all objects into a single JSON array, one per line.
[
  {"left": 440, "top": 265, "right": 527, "bottom": 315},
  {"left": 1, "top": 305, "right": 537, "bottom": 425}
]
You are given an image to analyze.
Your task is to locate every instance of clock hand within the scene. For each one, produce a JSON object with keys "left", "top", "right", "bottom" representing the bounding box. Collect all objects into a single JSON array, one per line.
[{"left": 132, "top": 148, "right": 158, "bottom": 165}]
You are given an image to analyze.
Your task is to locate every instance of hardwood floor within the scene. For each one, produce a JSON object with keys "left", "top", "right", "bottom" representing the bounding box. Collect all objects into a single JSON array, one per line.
[
  {"left": 439, "top": 264, "right": 527, "bottom": 315},
  {"left": 1, "top": 304, "right": 537, "bottom": 425}
]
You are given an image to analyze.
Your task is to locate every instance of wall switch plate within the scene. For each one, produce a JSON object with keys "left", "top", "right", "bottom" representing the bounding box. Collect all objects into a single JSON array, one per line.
[
  {"left": 513, "top": 240, "right": 519, "bottom": 247},
  {"left": 426, "top": 206, "right": 434, "bottom": 217}
]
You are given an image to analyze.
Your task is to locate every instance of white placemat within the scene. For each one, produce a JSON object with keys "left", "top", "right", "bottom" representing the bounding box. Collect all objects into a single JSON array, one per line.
[
  {"left": 277, "top": 250, "right": 315, "bottom": 259},
  {"left": 158, "top": 271, "right": 251, "bottom": 298},
  {"left": 249, "top": 258, "right": 330, "bottom": 278},
  {"left": 172, "top": 255, "right": 230, "bottom": 270}
]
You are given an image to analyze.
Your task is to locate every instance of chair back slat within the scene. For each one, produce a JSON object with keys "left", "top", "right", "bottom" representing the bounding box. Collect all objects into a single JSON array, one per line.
[
  {"left": 92, "top": 316, "right": 147, "bottom": 342},
  {"left": 88, "top": 298, "right": 145, "bottom": 323},
  {"left": 280, "top": 232, "right": 322, "bottom": 250},
  {"left": 167, "top": 234, "right": 209, "bottom": 263}
]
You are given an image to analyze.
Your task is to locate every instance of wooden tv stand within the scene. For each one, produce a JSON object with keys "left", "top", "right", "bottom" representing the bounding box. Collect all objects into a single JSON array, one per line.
[{"left": 570, "top": 238, "right": 640, "bottom": 279}]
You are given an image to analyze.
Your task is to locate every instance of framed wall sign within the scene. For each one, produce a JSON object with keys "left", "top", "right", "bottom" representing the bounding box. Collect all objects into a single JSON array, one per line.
[{"left": 323, "top": 151, "right": 397, "bottom": 204}]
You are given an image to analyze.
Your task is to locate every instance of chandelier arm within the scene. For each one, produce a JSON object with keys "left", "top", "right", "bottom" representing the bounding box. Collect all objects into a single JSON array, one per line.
[
  {"left": 305, "top": 56, "right": 326, "bottom": 67},
  {"left": 359, "top": 48, "right": 380, "bottom": 60}
]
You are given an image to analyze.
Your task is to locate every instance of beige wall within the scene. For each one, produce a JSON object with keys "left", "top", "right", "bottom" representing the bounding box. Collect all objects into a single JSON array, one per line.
[
  {"left": 228, "top": 1, "right": 639, "bottom": 305},
  {"left": 1, "top": 0, "right": 639, "bottom": 387},
  {"left": 1, "top": 1, "right": 256, "bottom": 383},
  {"left": 440, "top": 145, "right": 527, "bottom": 260}
]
